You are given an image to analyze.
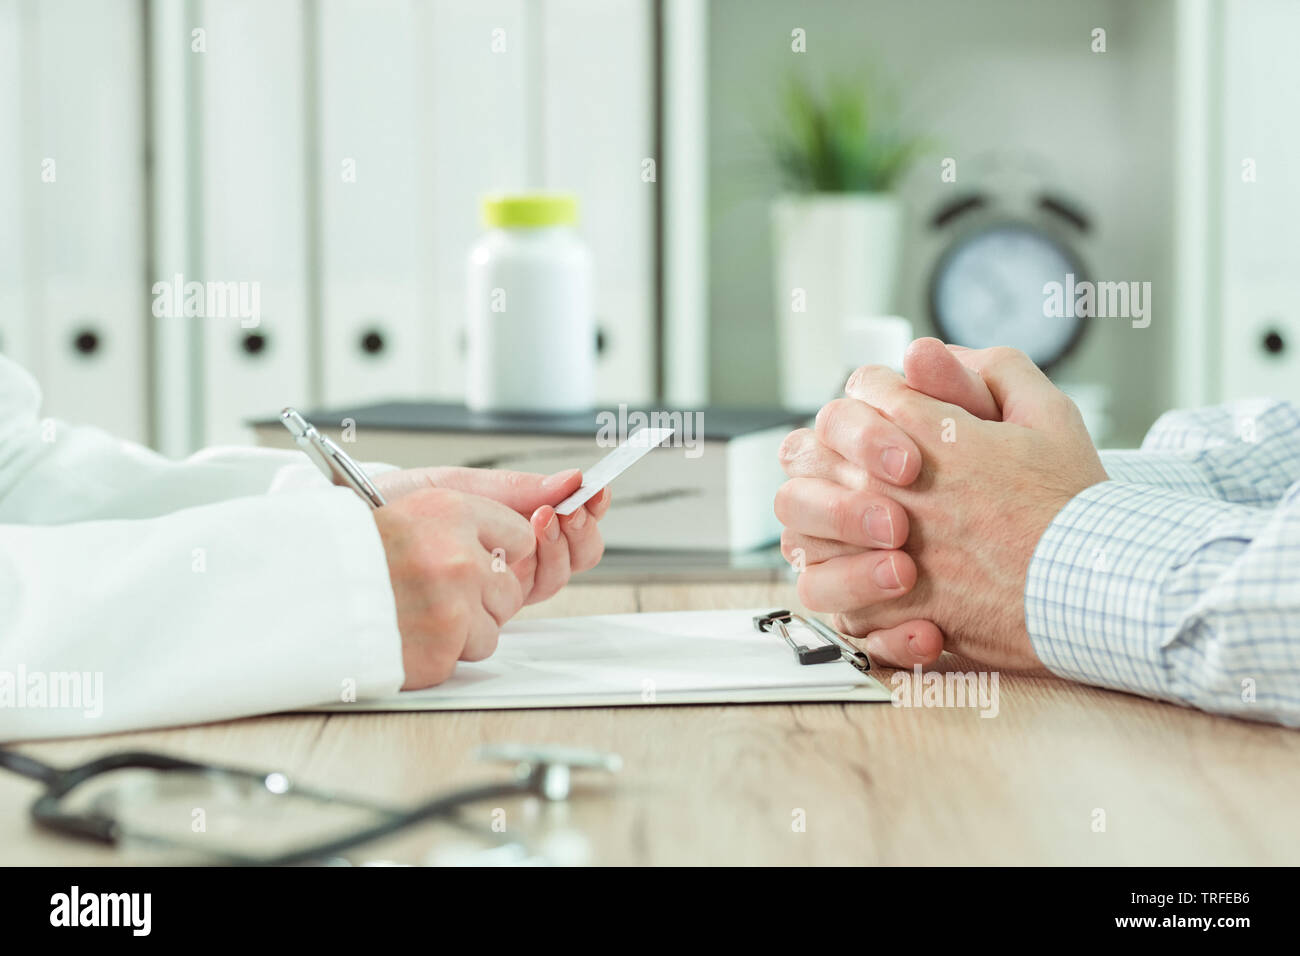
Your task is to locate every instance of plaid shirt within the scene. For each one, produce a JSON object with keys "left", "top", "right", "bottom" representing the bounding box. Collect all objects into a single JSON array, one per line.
[{"left": 1025, "top": 399, "right": 1300, "bottom": 727}]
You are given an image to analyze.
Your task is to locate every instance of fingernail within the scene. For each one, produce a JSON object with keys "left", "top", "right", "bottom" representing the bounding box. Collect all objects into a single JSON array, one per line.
[
  {"left": 872, "top": 554, "right": 902, "bottom": 590},
  {"left": 881, "top": 447, "right": 909, "bottom": 483},
  {"left": 544, "top": 513, "right": 560, "bottom": 542},
  {"left": 544, "top": 468, "right": 581, "bottom": 489},
  {"left": 907, "top": 634, "right": 922, "bottom": 657},
  {"left": 567, "top": 504, "right": 587, "bottom": 529},
  {"left": 864, "top": 505, "right": 895, "bottom": 547}
]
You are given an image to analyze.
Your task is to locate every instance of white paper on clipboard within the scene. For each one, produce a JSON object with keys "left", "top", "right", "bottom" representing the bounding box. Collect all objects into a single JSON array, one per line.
[{"left": 313, "top": 608, "right": 891, "bottom": 713}]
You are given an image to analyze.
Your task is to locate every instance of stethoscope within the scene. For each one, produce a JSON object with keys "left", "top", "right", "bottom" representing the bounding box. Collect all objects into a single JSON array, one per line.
[{"left": 0, "top": 742, "right": 622, "bottom": 866}]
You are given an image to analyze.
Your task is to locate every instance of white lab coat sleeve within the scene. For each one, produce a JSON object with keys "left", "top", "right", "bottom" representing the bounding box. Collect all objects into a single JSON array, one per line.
[
  {"left": 0, "top": 352, "right": 393, "bottom": 523},
  {"left": 0, "top": 485, "right": 406, "bottom": 740},
  {"left": 0, "top": 354, "right": 406, "bottom": 739}
]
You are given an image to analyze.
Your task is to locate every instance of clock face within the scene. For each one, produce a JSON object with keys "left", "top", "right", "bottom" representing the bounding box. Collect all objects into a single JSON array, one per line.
[{"left": 929, "top": 222, "right": 1086, "bottom": 369}]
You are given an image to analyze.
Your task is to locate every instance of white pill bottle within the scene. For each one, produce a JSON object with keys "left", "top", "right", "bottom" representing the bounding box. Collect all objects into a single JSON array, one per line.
[{"left": 467, "top": 193, "right": 595, "bottom": 412}]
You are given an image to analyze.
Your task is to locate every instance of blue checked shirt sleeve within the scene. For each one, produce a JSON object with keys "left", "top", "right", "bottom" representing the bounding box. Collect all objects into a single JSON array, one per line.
[
  {"left": 1026, "top": 433, "right": 1300, "bottom": 727},
  {"left": 1100, "top": 399, "right": 1300, "bottom": 506}
]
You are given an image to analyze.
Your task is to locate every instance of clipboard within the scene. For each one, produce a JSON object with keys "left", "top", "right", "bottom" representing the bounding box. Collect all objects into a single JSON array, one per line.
[{"left": 313, "top": 608, "right": 891, "bottom": 713}]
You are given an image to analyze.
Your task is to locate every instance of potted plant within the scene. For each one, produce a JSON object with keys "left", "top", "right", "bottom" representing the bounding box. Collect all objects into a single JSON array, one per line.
[{"left": 767, "top": 75, "right": 922, "bottom": 410}]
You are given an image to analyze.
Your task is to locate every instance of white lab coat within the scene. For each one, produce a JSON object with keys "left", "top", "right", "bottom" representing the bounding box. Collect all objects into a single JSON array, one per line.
[{"left": 0, "top": 355, "right": 405, "bottom": 740}]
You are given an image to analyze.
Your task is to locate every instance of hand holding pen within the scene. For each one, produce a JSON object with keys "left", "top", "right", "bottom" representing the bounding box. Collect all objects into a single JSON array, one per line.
[{"left": 280, "top": 408, "right": 610, "bottom": 688}]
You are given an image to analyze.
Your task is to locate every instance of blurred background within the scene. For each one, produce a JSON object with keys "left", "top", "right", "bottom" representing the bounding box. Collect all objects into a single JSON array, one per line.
[{"left": 2, "top": 0, "right": 1298, "bottom": 456}]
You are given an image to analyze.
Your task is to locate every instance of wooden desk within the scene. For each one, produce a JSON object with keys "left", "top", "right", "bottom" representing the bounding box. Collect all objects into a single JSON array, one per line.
[{"left": 4, "top": 581, "right": 1299, "bottom": 865}]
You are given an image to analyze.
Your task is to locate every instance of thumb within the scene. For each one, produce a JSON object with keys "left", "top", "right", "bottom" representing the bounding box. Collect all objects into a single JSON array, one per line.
[
  {"left": 903, "top": 338, "right": 1001, "bottom": 420},
  {"left": 857, "top": 618, "right": 946, "bottom": 668},
  {"left": 951, "top": 346, "right": 1062, "bottom": 429},
  {"left": 414, "top": 466, "right": 582, "bottom": 515}
]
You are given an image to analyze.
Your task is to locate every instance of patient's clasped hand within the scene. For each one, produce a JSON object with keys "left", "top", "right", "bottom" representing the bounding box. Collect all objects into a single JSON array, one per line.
[
  {"left": 777, "top": 338, "right": 1106, "bottom": 670},
  {"left": 776, "top": 337, "right": 1300, "bottom": 728}
]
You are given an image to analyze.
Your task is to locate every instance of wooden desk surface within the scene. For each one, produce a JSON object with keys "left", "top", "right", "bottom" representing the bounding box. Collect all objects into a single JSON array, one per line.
[{"left": 4, "top": 581, "right": 1299, "bottom": 866}]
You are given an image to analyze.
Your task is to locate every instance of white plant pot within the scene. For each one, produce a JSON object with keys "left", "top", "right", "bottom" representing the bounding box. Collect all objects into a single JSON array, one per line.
[{"left": 770, "top": 193, "right": 903, "bottom": 410}]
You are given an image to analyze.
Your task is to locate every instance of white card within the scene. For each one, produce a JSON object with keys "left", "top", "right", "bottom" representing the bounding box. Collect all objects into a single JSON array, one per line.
[{"left": 553, "top": 427, "right": 676, "bottom": 515}]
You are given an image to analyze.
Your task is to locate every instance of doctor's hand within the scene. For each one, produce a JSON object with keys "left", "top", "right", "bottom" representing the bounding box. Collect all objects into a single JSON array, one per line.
[
  {"left": 373, "top": 487, "right": 536, "bottom": 689},
  {"left": 776, "top": 343, "right": 1107, "bottom": 671},
  {"left": 374, "top": 466, "right": 609, "bottom": 605}
]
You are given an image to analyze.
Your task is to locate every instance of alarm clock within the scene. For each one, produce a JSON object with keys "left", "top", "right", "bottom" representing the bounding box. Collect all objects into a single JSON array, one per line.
[{"left": 926, "top": 194, "right": 1091, "bottom": 372}]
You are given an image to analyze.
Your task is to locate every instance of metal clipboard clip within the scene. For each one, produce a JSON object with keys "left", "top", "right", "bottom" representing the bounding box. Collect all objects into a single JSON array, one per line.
[{"left": 753, "top": 609, "right": 872, "bottom": 674}]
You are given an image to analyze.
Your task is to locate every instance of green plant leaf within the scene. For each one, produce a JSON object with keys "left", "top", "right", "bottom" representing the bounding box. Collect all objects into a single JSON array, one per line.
[{"left": 767, "top": 72, "right": 922, "bottom": 193}]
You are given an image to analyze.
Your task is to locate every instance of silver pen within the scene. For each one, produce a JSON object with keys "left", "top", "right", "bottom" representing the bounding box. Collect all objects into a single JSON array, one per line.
[{"left": 279, "top": 407, "right": 387, "bottom": 509}]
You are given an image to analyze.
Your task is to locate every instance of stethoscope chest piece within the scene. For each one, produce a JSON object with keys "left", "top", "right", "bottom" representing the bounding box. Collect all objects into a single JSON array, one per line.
[{"left": 477, "top": 744, "right": 623, "bottom": 802}]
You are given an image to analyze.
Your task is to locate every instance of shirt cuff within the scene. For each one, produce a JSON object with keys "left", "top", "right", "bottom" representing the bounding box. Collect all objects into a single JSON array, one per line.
[
  {"left": 1023, "top": 480, "right": 1246, "bottom": 699},
  {"left": 1098, "top": 449, "right": 1215, "bottom": 497}
]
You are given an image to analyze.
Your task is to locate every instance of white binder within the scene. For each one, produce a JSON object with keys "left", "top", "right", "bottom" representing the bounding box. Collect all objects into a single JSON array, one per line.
[
  {"left": 317, "top": 0, "right": 427, "bottom": 408},
  {"left": 539, "top": 0, "right": 656, "bottom": 405},
  {"left": 423, "top": 0, "right": 530, "bottom": 400},
  {"left": 1219, "top": 0, "right": 1300, "bottom": 405},
  {"left": 0, "top": 0, "right": 28, "bottom": 369},
  {"left": 26, "top": 0, "right": 148, "bottom": 444},
  {"left": 197, "top": 0, "right": 311, "bottom": 445}
]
